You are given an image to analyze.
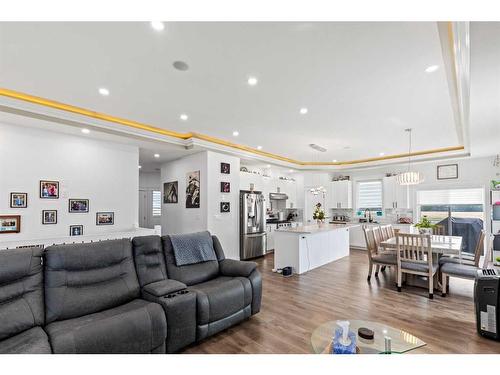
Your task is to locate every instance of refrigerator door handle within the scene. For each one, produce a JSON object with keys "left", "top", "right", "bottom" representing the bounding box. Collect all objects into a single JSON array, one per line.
[{"left": 245, "top": 233, "right": 266, "bottom": 238}]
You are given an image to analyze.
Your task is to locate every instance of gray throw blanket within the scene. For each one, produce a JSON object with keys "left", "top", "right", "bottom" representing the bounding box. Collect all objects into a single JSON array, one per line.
[{"left": 170, "top": 231, "right": 217, "bottom": 266}]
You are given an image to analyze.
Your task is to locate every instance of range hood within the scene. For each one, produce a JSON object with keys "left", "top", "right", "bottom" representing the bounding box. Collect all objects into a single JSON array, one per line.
[{"left": 269, "top": 193, "right": 288, "bottom": 200}]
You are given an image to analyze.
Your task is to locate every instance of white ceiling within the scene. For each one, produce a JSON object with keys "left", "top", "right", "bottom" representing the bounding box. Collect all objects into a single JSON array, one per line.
[{"left": 0, "top": 22, "right": 464, "bottom": 164}]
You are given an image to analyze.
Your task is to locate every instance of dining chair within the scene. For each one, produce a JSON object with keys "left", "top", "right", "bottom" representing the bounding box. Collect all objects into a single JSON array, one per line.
[
  {"left": 396, "top": 233, "right": 437, "bottom": 299},
  {"left": 379, "top": 225, "right": 393, "bottom": 241},
  {"left": 439, "top": 229, "right": 486, "bottom": 267},
  {"left": 363, "top": 226, "right": 397, "bottom": 281},
  {"left": 433, "top": 225, "right": 446, "bottom": 235},
  {"left": 441, "top": 234, "right": 494, "bottom": 297}
]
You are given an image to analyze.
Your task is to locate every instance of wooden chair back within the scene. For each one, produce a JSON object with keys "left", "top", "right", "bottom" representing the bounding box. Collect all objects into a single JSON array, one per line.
[
  {"left": 483, "top": 234, "right": 495, "bottom": 269},
  {"left": 372, "top": 226, "right": 383, "bottom": 246},
  {"left": 396, "top": 233, "right": 433, "bottom": 269},
  {"left": 433, "top": 225, "right": 445, "bottom": 235},
  {"left": 380, "top": 225, "right": 394, "bottom": 241},
  {"left": 363, "top": 226, "right": 378, "bottom": 261},
  {"left": 472, "top": 230, "right": 486, "bottom": 267}
]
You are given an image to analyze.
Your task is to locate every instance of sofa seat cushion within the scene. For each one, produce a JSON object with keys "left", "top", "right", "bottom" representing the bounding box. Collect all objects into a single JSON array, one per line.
[
  {"left": 441, "top": 263, "right": 478, "bottom": 278},
  {"left": 189, "top": 276, "right": 252, "bottom": 325},
  {"left": 0, "top": 327, "right": 51, "bottom": 354},
  {"left": 45, "top": 299, "right": 166, "bottom": 354}
]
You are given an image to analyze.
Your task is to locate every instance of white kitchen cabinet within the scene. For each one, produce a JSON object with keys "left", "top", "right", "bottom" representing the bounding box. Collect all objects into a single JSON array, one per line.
[
  {"left": 266, "top": 224, "right": 277, "bottom": 251},
  {"left": 383, "top": 176, "right": 409, "bottom": 209},
  {"left": 330, "top": 180, "right": 353, "bottom": 209},
  {"left": 349, "top": 224, "right": 367, "bottom": 249},
  {"left": 240, "top": 172, "right": 264, "bottom": 192}
]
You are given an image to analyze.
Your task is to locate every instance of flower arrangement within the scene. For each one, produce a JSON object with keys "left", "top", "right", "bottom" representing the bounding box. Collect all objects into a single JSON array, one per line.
[
  {"left": 313, "top": 203, "right": 325, "bottom": 223},
  {"left": 414, "top": 216, "right": 436, "bottom": 235}
]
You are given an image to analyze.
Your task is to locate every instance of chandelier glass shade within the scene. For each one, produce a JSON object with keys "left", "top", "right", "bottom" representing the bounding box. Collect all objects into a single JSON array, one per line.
[{"left": 397, "top": 128, "right": 424, "bottom": 186}]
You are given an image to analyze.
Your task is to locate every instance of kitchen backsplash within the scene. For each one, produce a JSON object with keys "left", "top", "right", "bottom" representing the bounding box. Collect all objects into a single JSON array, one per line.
[{"left": 331, "top": 208, "right": 413, "bottom": 223}]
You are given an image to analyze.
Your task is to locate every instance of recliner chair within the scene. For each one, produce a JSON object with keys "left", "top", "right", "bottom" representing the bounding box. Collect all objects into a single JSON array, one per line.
[
  {"left": 43, "top": 239, "right": 167, "bottom": 353},
  {"left": 162, "top": 233, "right": 262, "bottom": 341},
  {"left": 0, "top": 247, "right": 52, "bottom": 354}
]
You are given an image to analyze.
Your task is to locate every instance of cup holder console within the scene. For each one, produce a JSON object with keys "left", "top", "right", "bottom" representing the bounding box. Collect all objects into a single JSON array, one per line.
[
  {"left": 177, "top": 290, "right": 189, "bottom": 295},
  {"left": 164, "top": 290, "right": 189, "bottom": 299}
]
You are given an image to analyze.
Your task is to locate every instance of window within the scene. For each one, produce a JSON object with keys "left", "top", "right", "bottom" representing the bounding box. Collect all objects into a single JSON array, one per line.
[
  {"left": 357, "top": 180, "right": 383, "bottom": 211},
  {"left": 152, "top": 190, "right": 162, "bottom": 217},
  {"left": 417, "top": 188, "right": 484, "bottom": 223}
]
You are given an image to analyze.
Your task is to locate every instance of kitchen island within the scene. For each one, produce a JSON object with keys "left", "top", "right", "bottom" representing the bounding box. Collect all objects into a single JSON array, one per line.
[{"left": 274, "top": 223, "right": 360, "bottom": 275}]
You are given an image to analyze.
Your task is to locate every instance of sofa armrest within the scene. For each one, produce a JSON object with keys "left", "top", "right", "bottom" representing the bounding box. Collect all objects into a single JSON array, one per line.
[
  {"left": 143, "top": 279, "right": 187, "bottom": 297},
  {"left": 219, "top": 259, "right": 257, "bottom": 277}
]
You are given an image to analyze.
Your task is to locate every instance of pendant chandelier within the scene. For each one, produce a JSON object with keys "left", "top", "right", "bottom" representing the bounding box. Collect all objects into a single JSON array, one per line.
[
  {"left": 397, "top": 128, "right": 424, "bottom": 186},
  {"left": 308, "top": 144, "right": 328, "bottom": 196}
]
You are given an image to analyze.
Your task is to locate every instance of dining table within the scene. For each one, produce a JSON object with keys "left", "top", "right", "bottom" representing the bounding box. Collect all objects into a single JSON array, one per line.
[{"left": 379, "top": 234, "right": 463, "bottom": 291}]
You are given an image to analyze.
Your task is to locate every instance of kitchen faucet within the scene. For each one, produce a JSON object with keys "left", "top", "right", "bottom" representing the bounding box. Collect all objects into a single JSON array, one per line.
[{"left": 364, "top": 208, "right": 372, "bottom": 223}]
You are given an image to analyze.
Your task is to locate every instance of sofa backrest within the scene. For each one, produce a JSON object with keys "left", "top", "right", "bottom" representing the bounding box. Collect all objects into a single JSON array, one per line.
[
  {"left": 162, "top": 234, "right": 225, "bottom": 286},
  {"left": 44, "top": 239, "right": 140, "bottom": 323},
  {"left": 132, "top": 235, "right": 167, "bottom": 287},
  {"left": 0, "top": 247, "right": 45, "bottom": 341}
]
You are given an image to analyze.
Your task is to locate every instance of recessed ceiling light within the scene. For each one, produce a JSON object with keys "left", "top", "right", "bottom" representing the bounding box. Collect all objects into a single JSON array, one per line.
[
  {"left": 332, "top": 159, "right": 337, "bottom": 162},
  {"left": 81, "top": 128, "right": 90, "bottom": 134},
  {"left": 257, "top": 146, "right": 262, "bottom": 150},
  {"left": 138, "top": 165, "right": 142, "bottom": 169},
  {"left": 247, "top": 77, "right": 258, "bottom": 86},
  {"left": 379, "top": 152, "right": 385, "bottom": 156},
  {"left": 266, "top": 165, "right": 271, "bottom": 168},
  {"left": 300, "top": 108, "right": 308, "bottom": 115},
  {"left": 425, "top": 65, "right": 439, "bottom": 73},
  {"left": 150, "top": 21, "right": 165, "bottom": 31},
  {"left": 98, "top": 87, "right": 110, "bottom": 96},
  {"left": 232, "top": 131, "right": 239, "bottom": 137},
  {"left": 173, "top": 61, "right": 189, "bottom": 71},
  {"left": 154, "top": 153, "right": 160, "bottom": 158},
  {"left": 180, "top": 114, "right": 188, "bottom": 121},
  {"left": 289, "top": 169, "right": 294, "bottom": 173}
]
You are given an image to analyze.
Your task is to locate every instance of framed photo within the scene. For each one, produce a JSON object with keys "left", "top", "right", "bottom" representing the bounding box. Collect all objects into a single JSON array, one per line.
[
  {"left": 10, "top": 192, "right": 27, "bottom": 208},
  {"left": 221, "top": 181, "right": 231, "bottom": 193},
  {"left": 164, "top": 181, "right": 178, "bottom": 204},
  {"left": 437, "top": 164, "right": 458, "bottom": 180},
  {"left": 96, "top": 212, "right": 114, "bottom": 225},
  {"left": 69, "top": 199, "right": 89, "bottom": 213},
  {"left": 220, "top": 202, "right": 230, "bottom": 213},
  {"left": 0, "top": 215, "right": 21, "bottom": 233},
  {"left": 220, "top": 162, "right": 230, "bottom": 174},
  {"left": 40, "top": 180, "right": 59, "bottom": 199},
  {"left": 42, "top": 210, "right": 57, "bottom": 225},
  {"left": 186, "top": 171, "right": 200, "bottom": 208},
  {"left": 69, "top": 225, "right": 83, "bottom": 236}
]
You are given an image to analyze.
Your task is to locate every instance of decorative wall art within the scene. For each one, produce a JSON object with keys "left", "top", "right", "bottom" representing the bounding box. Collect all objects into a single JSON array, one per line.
[
  {"left": 96, "top": 212, "right": 114, "bottom": 225},
  {"left": 0, "top": 215, "right": 21, "bottom": 233},
  {"left": 42, "top": 210, "right": 57, "bottom": 225},
  {"left": 186, "top": 171, "right": 200, "bottom": 208},
  {"left": 437, "top": 164, "right": 458, "bottom": 180},
  {"left": 69, "top": 199, "right": 89, "bottom": 213},
  {"left": 221, "top": 181, "right": 230, "bottom": 193},
  {"left": 164, "top": 181, "right": 178, "bottom": 204},
  {"left": 220, "top": 202, "right": 230, "bottom": 213},
  {"left": 220, "top": 163, "right": 230, "bottom": 174},
  {"left": 69, "top": 225, "right": 83, "bottom": 236},
  {"left": 40, "top": 180, "right": 59, "bottom": 199},
  {"left": 10, "top": 192, "right": 27, "bottom": 208}
]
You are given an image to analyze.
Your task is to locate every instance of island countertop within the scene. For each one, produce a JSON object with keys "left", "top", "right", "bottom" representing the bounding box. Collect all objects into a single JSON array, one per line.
[{"left": 275, "top": 223, "right": 361, "bottom": 234}]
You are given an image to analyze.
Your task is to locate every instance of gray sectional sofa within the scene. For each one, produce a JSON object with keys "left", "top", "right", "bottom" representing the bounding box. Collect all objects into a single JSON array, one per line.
[{"left": 0, "top": 232, "right": 262, "bottom": 354}]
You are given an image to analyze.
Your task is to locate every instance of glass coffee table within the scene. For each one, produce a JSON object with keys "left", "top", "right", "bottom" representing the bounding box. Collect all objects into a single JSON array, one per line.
[{"left": 311, "top": 320, "right": 425, "bottom": 354}]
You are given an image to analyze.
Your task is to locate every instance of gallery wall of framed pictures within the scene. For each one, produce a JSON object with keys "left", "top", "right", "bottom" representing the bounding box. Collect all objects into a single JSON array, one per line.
[{"left": 2, "top": 179, "right": 116, "bottom": 237}]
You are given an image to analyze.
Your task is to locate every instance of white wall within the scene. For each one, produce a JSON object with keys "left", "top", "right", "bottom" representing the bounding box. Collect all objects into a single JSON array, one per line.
[
  {"left": 0, "top": 123, "right": 139, "bottom": 241},
  {"left": 160, "top": 151, "right": 240, "bottom": 259},
  {"left": 139, "top": 171, "right": 161, "bottom": 190}
]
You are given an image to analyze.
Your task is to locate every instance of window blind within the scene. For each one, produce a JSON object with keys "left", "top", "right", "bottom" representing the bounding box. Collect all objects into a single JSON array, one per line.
[
  {"left": 152, "top": 190, "right": 162, "bottom": 217},
  {"left": 357, "top": 180, "right": 383, "bottom": 209},
  {"left": 417, "top": 188, "right": 484, "bottom": 205}
]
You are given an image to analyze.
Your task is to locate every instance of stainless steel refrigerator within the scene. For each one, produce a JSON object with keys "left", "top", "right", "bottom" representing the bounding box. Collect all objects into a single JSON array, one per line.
[{"left": 240, "top": 190, "right": 267, "bottom": 260}]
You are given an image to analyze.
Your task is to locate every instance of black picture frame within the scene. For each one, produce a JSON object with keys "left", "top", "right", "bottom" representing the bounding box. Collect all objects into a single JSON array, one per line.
[
  {"left": 0, "top": 215, "right": 21, "bottom": 233},
  {"left": 220, "top": 202, "right": 230, "bottom": 213},
  {"left": 164, "top": 181, "right": 178, "bottom": 204},
  {"left": 96, "top": 212, "right": 114, "bottom": 225},
  {"left": 42, "top": 210, "right": 57, "bottom": 225},
  {"left": 220, "top": 162, "right": 230, "bottom": 174},
  {"left": 220, "top": 181, "right": 230, "bottom": 193},
  {"left": 437, "top": 164, "right": 458, "bottom": 180},
  {"left": 39, "top": 180, "right": 59, "bottom": 199},
  {"left": 68, "top": 199, "right": 89, "bottom": 213},
  {"left": 69, "top": 225, "right": 83, "bottom": 236},
  {"left": 186, "top": 171, "right": 200, "bottom": 209},
  {"left": 10, "top": 192, "right": 27, "bottom": 208}
]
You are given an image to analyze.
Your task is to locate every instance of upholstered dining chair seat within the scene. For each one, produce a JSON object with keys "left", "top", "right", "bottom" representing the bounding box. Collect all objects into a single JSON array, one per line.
[
  {"left": 440, "top": 263, "right": 478, "bottom": 279},
  {"left": 401, "top": 262, "right": 438, "bottom": 273},
  {"left": 371, "top": 254, "right": 397, "bottom": 265}
]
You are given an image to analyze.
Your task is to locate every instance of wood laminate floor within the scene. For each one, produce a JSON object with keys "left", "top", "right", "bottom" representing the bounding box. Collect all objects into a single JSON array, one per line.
[{"left": 183, "top": 249, "right": 500, "bottom": 354}]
